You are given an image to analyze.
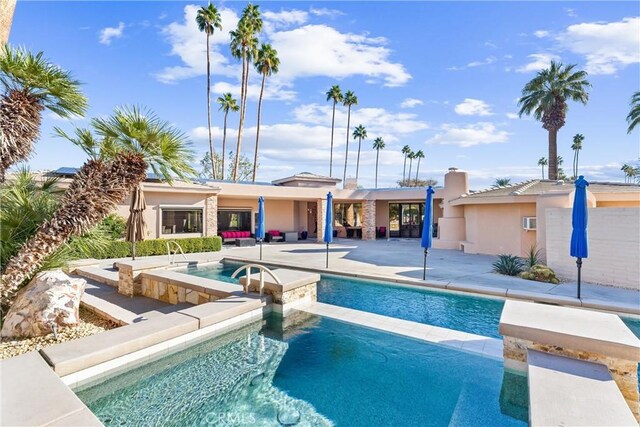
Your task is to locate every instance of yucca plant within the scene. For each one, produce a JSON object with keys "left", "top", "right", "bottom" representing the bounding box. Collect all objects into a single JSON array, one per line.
[
  {"left": 492, "top": 254, "right": 525, "bottom": 276},
  {"left": 1, "top": 106, "right": 195, "bottom": 312},
  {"left": 0, "top": 45, "right": 87, "bottom": 182}
]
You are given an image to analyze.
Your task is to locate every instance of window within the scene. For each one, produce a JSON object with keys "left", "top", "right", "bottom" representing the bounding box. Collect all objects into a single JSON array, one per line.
[
  {"left": 217, "top": 210, "right": 252, "bottom": 232},
  {"left": 161, "top": 208, "right": 203, "bottom": 234},
  {"left": 334, "top": 203, "right": 362, "bottom": 227}
]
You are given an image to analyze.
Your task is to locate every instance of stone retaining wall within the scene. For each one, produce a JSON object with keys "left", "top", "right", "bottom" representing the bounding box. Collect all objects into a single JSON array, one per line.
[{"left": 140, "top": 277, "right": 217, "bottom": 305}]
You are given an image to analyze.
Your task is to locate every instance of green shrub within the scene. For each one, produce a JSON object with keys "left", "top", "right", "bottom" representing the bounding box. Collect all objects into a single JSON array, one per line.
[
  {"left": 101, "top": 214, "right": 127, "bottom": 240},
  {"left": 523, "top": 244, "right": 544, "bottom": 269},
  {"left": 96, "top": 236, "right": 222, "bottom": 259},
  {"left": 493, "top": 254, "right": 525, "bottom": 276},
  {"left": 520, "top": 264, "right": 560, "bottom": 284}
]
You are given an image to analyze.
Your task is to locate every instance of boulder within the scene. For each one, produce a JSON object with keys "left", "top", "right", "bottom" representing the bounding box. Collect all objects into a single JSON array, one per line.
[{"left": 1, "top": 270, "right": 87, "bottom": 338}]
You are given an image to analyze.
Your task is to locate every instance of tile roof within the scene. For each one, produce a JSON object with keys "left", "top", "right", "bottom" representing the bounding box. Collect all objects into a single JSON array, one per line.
[{"left": 462, "top": 180, "right": 640, "bottom": 200}]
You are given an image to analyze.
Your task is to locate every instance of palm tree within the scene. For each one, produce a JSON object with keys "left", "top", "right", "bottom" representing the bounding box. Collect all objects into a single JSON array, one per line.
[
  {"left": 229, "top": 4, "right": 261, "bottom": 181},
  {"left": 414, "top": 150, "right": 425, "bottom": 183},
  {"left": 401, "top": 145, "right": 411, "bottom": 181},
  {"left": 342, "top": 90, "right": 358, "bottom": 185},
  {"left": 537, "top": 157, "right": 548, "bottom": 179},
  {"left": 326, "top": 85, "right": 343, "bottom": 177},
  {"left": 196, "top": 4, "right": 222, "bottom": 180},
  {"left": 1, "top": 106, "right": 194, "bottom": 310},
  {"left": 571, "top": 133, "right": 584, "bottom": 179},
  {"left": 518, "top": 61, "right": 590, "bottom": 180},
  {"left": 557, "top": 155, "right": 567, "bottom": 180},
  {"left": 407, "top": 150, "right": 415, "bottom": 184},
  {"left": 372, "top": 137, "right": 385, "bottom": 188},
  {"left": 0, "top": 45, "right": 88, "bottom": 182},
  {"left": 252, "top": 43, "right": 279, "bottom": 183},
  {"left": 0, "top": 0, "right": 16, "bottom": 45},
  {"left": 627, "top": 91, "right": 640, "bottom": 134},
  {"left": 621, "top": 164, "right": 632, "bottom": 183},
  {"left": 216, "top": 93, "right": 239, "bottom": 180},
  {"left": 352, "top": 124, "right": 367, "bottom": 184},
  {"left": 492, "top": 178, "right": 511, "bottom": 188}
]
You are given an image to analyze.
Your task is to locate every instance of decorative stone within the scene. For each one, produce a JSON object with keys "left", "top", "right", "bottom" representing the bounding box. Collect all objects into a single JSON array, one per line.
[
  {"left": 362, "top": 200, "right": 376, "bottom": 240},
  {"left": 205, "top": 195, "right": 218, "bottom": 237},
  {"left": 1, "top": 270, "right": 86, "bottom": 338}
]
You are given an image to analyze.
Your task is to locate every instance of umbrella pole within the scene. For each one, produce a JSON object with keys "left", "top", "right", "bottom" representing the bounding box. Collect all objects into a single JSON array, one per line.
[
  {"left": 326, "top": 243, "right": 329, "bottom": 269},
  {"left": 423, "top": 249, "right": 428, "bottom": 280},
  {"left": 260, "top": 240, "right": 263, "bottom": 260},
  {"left": 132, "top": 241, "right": 136, "bottom": 261},
  {"left": 576, "top": 257, "right": 582, "bottom": 299}
]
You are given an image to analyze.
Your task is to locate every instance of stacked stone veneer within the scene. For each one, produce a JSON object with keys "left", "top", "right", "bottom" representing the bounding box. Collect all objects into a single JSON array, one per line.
[
  {"left": 361, "top": 200, "right": 376, "bottom": 240},
  {"left": 205, "top": 195, "right": 218, "bottom": 237},
  {"left": 247, "top": 281, "right": 317, "bottom": 306},
  {"left": 316, "top": 198, "right": 327, "bottom": 243},
  {"left": 504, "top": 336, "right": 639, "bottom": 418},
  {"left": 140, "top": 277, "right": 217, "bottom": 305}
]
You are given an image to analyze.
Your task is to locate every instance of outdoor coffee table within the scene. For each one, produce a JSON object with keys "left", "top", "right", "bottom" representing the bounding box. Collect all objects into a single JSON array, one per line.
[{"left": 235, "top": 238, "right": 256, "bottom": 247}]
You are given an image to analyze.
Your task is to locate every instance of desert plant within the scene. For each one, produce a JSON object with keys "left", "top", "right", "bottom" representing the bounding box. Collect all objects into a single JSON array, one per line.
[
  {"left": 101, "top": 214, "right": 127, "bottom": 240},
  {"left": 523, "top": 245, "right": 543, "bottom": 269},
  {"left": 520, "top": 264, "right": 560, "bottom": 284},
  {"left": 492, "top": 254, "right": 525, "bottom": 276}
]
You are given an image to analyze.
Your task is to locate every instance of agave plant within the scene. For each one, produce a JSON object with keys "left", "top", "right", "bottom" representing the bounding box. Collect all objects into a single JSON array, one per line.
[
  {"left": 1, "top": 106, "right": 194, "bottom": 312},
  {"left": 0, "top": 45, "right": 87, "bottom": 182},
  {"left": 492, "top": 254, "right": 525, "bottom": 276}
]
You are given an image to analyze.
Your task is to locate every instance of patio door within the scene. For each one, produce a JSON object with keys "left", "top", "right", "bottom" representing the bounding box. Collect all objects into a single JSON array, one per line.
[{"left": 400, "top": 204, "right": 421, "bottom": 238}]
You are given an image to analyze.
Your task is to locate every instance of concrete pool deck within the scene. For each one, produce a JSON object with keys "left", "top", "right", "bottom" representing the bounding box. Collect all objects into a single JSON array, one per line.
[{"left": 86, "top": 239, "right": 639, "bottom": 314}]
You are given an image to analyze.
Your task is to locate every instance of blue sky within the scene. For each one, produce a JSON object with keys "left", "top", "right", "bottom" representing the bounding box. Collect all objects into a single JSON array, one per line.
[{"left": 10, "top": 1, "right": 640, "bottom": 189}]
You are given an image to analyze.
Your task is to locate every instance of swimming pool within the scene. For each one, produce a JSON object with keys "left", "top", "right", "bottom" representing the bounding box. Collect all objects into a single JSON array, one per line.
[
  {"left": 77, "top": 312, "right": 528, "bottom": 426},
  {"left": 186, "top": 263, "right": 504, "bottom": 339}
]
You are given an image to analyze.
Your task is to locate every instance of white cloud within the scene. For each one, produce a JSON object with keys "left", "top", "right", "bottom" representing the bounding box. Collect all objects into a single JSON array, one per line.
[
  {"left": 448, "top": 56, "right": 496, "bottom": 71},
  {"left": 263, "top": 10, "right": 308, "bottom": 32},
  {"left": 270, "top": 24, "right": 411, "bottom": 87},
  {"left": 533, "top": 30, "right": 550, "bottom": 38},
  {"left": 515, "top": 53, "right": 561, "bottom": 73},
  {"left": 565, "top": 8, "right": 577, "bottom": 18},
  {"left": 400, "top": 98, "right": 424, "bottom": 109},
  {"left": 309, "top": 7, "right": 344, "bottom": 18},
  {"left": 99, "top": 22, "right": 124, "bottom": 45},
  {"left": 556, "top": 17, "right": 640, "bottom": 75},
  {"left": 454, "top": 98, "right": 493, "bottom": 116},
  {"left": 155, "top": 6, "right": 239, "bottom": 83},
  {"left": 211, "top": 80, "right": 297, "bottom": 102},
  {"left": 505, "top": 112, "right": 519, "bottom": 120},
  {"left": 426, "top": 122, "right": 509, "bottom": 148}
]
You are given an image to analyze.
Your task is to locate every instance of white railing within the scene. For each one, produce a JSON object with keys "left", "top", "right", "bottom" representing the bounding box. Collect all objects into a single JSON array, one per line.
[
  {"left": 166, "top": 240, "right": 188, "bottom": 265},
  {"left": 230, "top": 263, "right": 281, "bottom": 296}
]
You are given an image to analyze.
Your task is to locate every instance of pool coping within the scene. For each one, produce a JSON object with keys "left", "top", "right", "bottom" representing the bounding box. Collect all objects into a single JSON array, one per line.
[{"left": 221, "top": 256, "right": 640, "bottom": 317}]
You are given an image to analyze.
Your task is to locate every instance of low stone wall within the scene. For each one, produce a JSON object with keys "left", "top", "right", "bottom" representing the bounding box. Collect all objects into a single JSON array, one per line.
[
  {"left": 247, "top": 281, "right": 317, "bottom": 306},
  {"left": 140, "top": 277, "right": 216, "bottom": 305},
  {"left": 504, "top": 335, "right": 639, "bottom": 417}
]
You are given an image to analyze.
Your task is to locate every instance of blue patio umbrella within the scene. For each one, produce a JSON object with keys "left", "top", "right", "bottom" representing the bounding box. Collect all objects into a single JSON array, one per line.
[
  {"left": 570, "top": 176, "right": 589, "bottom": 299},
  {"left": 421, "top": 186, "right": 435, "bottom": 280},
  {"left": 256, "top": 196, "right": 266, "bottom": 260},
  {"left": 324, "top": 192, "right": 333, "bottom": 268}
]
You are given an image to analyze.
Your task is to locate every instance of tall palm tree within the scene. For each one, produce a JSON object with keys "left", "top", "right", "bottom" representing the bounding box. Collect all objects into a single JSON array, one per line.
[
  {"left": 372, "top": 137, "right": 385, "bottom": 188},
  {"left": 342, "top": 90, "right": 358, "bottom": 185},
  {"left": 556, "top": 155, "right": 567, "bottom": 180},
  {"left": 0, "top": 45, "right": 88, "bottom": 182},
  {"left": 571, "top": 133, "right": 584, "bottom": 179},
  {"left": 252, "top": 43, "right": 279, "bottom": 183},
  {"left": 1, "top": 106, "right": 195, "bottom": 310},
  {"left": 414, "top": 150, "right": 425, "bottom": 183},
  {"left": 407, "top": 150, "right": 415, "bottom": 185},
  {"left": 216, "top": 93, "right": 239, "bottom": 180},
  {"left": 621, "top": 164, "right": 631, "bottom": 183},
  {"left": 196, "top": 3, "right": 222, "bottom": 180},
  {"left": 326, "top": 85, "right": 343, "bottom": 177},
  {"left": 352, "top": 124, "right": 367, "bottom": 184},
  {"left": 627, "top": 91, "right": 640, "bottom": 134},
  {"left": 401, "top": 145, "right": 411, "bottom": 181},
  {"left": 537, "top": 157, "right": 548, "bottom": 179},
  {"left": 230, "top": 5, "right": 261, "bottom": 181},
  {"left": 518, "top": 61, "right": 590, "bottom": 180}
]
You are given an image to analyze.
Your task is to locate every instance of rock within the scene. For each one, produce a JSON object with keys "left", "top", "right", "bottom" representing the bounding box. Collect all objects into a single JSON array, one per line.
[
  {"left": 1, "top": 270, "right": 87, "bottom": 338},
  {"left": 519, "top": 264, "right": 560, "bottom": 285}
]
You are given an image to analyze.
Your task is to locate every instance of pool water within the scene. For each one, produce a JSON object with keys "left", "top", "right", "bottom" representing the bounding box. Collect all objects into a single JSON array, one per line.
[
  {"left": 186, "top": 264, "right": 504, "bottom": 339},
  {"left": 77, "top": 313, "right": 528, "bottom": 426}
]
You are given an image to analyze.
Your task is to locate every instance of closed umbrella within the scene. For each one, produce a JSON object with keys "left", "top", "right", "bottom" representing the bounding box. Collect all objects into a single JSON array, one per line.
[
  {"left": 421, "top": 186, "right": 435, "bottom": 280},
  {"left": 126, "top": 184, "right": 146, "bottom": 260},
  {"left": 257, "top": 196, "right": 265, "bottom": 260},
  {"left": 570, "top": 175, "right": 589, "bottom": 299},
  {"left": 324, "top": 192, "right": 333, "bottom": 269}
]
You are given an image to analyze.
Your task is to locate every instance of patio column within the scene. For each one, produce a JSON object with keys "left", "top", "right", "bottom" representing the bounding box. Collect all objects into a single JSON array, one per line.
[
  {"left": 205, "top": 195, "right": 218, "bottom": 237},
  {"left": 316, "top": 198, "right": 326, "bottom": 243},
  {"left": 362, "top": 200, "right": 376, "bottom": 240}
]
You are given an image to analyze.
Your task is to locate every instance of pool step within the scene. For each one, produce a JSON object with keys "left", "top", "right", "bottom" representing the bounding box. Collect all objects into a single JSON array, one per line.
[{"left": 75, "top": 266, "right": 119, "bottom": 287}]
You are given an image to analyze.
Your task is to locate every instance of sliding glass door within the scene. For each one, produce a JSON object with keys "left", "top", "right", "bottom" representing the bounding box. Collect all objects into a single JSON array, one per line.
[{"left": 389, "top": 203, "right": 424, "bottom": 238}]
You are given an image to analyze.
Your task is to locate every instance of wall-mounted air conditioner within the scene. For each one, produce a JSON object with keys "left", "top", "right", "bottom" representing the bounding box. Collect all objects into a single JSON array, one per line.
[{"left": 522, "top": 216, "right": 537, "bottom": 230}]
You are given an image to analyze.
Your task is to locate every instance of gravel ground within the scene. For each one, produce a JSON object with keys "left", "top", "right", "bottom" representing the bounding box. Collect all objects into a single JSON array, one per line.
[{"left": 0, "top": 307, "right": 118, "bottom": 360}]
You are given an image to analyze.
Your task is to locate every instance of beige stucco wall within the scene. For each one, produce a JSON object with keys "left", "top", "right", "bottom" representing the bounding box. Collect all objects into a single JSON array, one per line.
[
  {"left": 462, "top": 203, "right": 537, "bottom": 256},
  {"left": 546, "top": 207, "right": 640, "bottom": 290},
  {"left": 597, "top": 200, "right": 640, "bottom": 208}
]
